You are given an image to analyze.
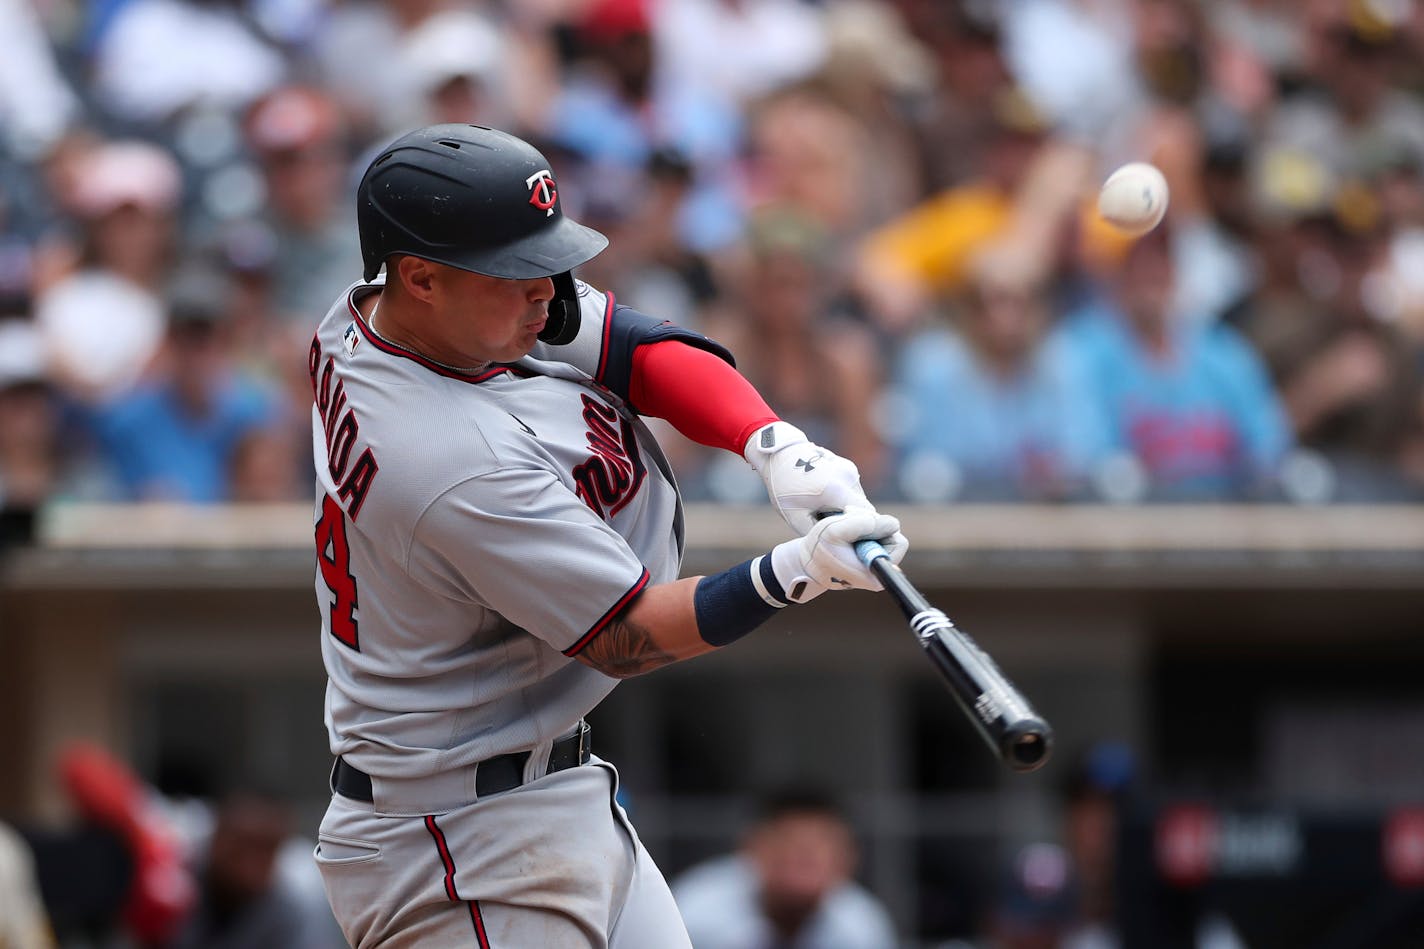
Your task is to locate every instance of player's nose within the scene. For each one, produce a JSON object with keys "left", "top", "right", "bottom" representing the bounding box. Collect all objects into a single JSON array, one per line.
[{"left": 526, "top": 276, "right": 556, "bottom": 303}]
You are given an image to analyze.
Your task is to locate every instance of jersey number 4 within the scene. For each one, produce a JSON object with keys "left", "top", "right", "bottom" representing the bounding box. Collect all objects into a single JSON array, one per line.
[{"left": 316, "top": 493, "right": 360, "bottom": 650}]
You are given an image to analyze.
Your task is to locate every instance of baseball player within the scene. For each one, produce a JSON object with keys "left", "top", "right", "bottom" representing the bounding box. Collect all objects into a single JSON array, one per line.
[{"left": 309, "top": 124, "right": 908, "bottom": 947}]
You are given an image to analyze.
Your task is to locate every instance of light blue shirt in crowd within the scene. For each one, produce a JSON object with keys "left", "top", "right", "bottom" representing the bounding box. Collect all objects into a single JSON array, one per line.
[
  {"left": 892, "top": 327, "right": 1109, "bottom": 500},
  {"left": 1055, "top": 302, "right": 1291, "bottom": 498},
  {"left": 673, "top": 854, "right": 898, "bottom": 949},
  {"left": 94, "top": 375, "right": 280, "bottom": 502},
  {"left": 548, "top": 75, "right": 744, "bottom": 251}
]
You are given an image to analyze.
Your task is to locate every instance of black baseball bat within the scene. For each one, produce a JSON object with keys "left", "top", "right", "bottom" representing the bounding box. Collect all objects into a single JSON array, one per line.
[{"left": 855, "top": 539, "right": 1053, "bottom": 773}]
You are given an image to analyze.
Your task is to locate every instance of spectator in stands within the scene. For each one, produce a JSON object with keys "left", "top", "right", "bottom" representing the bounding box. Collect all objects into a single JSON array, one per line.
[
  {"left": 653, "top": 0, "right": 828, "bottom": 112},
  {"left": 228, "top": 426, "right": 302, "bottom": 503},
  {"left": 998, "top": 0, "right": 1141, "bottom": 149},
  {"left": 1370, "top": 143, "right": 1424, "bottom": 347},
  {"left": 1058, "top": 223, "right": 1291, "bottom": 501},
  {"left": 813, "top": 1, "right": 936, "bottom": 225},
  {"left": 911, "top": 4, "right": 1015, "bottom": 193},
  {"left": 743, "top": 84, "right": 878, "bottom": 241},
  {"left": 1263, "top": 10, "right": 1424, "bottom": 187},
  {"left": 90, "top": 0, "right": 286, "bottom": 127},
  {"left": 2, "top": 0, "right": 1421, "bottom": 503},
  {"left": 890, "top": 248, "right": 1107, "bottom": 502},
  {"left": 207, "top": 218, "right": 315, "bottom": 499},
  {"left": 697, "top": 209, "right": 886, "bottom": 499},
  {"left": 583, "top": 147, "right": 725, "bottom": 330},
  {"left": 92, "top": 264, "right": 283, "bottom": 502},
  {"left": 1171, "top": 134, "right": 1260, "bottom": 327},
  {"left": 544, "top": 0, "right": 744, "bottom": 254},
  {"left": 0, "top": 821, "right": 51, "bottom": 949},
  {"left": 400, "top": 9, "right": 509, "bottom": 129},
  {"left": 0, "top": 0, "right": 81, "bottom": 163},
  {"left": 17, "top": 743, "right": 341, "bottom": 948},
  {"left": 167, "top": 789, "right": 312, "bottom": 949},
  {"left": 0, "top": 321, "right": 60, "bottom": 544},
  {"left": 35, "top": 141, "right": 180, "bottom": 406},
  {"left": 1235, "top": 177, "right": 1424, "bottom": 501},
  {"left": 1204, "top": 0, "right": 1308, "bottom": 88},
  {"left": 854, "top": 86, "right": 1087, "bottom": 335},
  {"left": 314, "top": 0, "right": 548, "bottom": 141},
  {"left": 30, "top": 743, "right": 197, "bottom": 946},
  {"left": 1112, "top": 1, "right": 1260, "bottom": 329},
  {"left": 0, "top": 183, "right": 37, "bottom": 296},
  {"left": 206, "top": 219, "right": 283, "bottom": 377},
  {"left": 312, "top": 0, "right": 433, "bottom": 138},
  {"left": 242, "top": 87, "right": 363, "bottom": 328},
  {"left": 1042, "top": 742, "right": 1248, "bottom": 949},
  {"left": 982, "top": 842, "right": 1081, "bottom": 949},
  {"left": 1058, "top": 742, "right": 1136, "bottom": 949},
  {"left": 673, "top": 786, "right": 897, "bottom": 949}
]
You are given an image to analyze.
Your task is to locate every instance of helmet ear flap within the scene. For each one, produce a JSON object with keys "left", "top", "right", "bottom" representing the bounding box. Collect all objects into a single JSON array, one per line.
[{"left": 538, "top": 272, "right": 581, "bottom": 345}]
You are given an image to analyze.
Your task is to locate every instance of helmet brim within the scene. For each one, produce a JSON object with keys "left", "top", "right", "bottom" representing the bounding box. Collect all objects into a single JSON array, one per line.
[{"left": 444, "top": 215, "right": 609, "bottom": 280}]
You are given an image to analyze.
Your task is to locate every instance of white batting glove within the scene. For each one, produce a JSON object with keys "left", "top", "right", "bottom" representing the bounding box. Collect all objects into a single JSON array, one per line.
[
  {"left": 767, "top": 510, "right": 908, "bottom": 604},
  {"left": 744, "top": 421, "right": 875, "bottom": 535}
]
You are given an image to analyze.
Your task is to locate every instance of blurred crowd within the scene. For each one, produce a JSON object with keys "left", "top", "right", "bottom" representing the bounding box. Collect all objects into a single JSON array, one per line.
[
  {"left": 4, "top": 0, "right": 1424, "bottom": 526},
  {"left": 1, "top": 743, "right": 1147, "bottom": 949},
  {"left": 3, "top": 743, "right": 347, "bottom": 949}
]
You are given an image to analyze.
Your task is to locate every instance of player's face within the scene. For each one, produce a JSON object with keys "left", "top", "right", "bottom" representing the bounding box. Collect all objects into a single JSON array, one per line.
[
  {"left": 749, "top": 814, "right": 853, "bottom": 909},
  {"left": 431, "top": 267, "right": 556, "bottom": 364}
]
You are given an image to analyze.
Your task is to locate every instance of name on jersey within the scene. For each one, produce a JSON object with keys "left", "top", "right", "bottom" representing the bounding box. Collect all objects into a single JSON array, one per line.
[
  {"left": 572, "top": 394, "right": 645, "bottom": 520},
  {"left": 310, "top": 335, "right": 380, "bottom": 520}
]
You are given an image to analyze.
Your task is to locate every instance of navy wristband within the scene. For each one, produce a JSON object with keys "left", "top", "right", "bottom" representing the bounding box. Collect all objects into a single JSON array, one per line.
[{"left": 694, "top": 555, "right": 789, "bottom": 647}]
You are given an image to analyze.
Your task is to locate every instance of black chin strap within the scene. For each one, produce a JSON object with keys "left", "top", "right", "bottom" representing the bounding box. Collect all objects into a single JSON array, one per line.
[{"left": 538, "top": 272, "right": 582, "bottom": 345}]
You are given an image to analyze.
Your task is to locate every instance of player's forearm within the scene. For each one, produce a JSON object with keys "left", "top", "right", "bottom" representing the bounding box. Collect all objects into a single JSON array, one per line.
[
  {"left": 576, "top": 552, "right": 790, "bottom": 678},
  {"left": 628, "top": 341, "right": 778, "bottom": 453},
  {"left": 576, "top": 577, "right": 710, "bottom": 678},
  {"left": 577, "top": 514, "right": 907, "bottom": 679}
]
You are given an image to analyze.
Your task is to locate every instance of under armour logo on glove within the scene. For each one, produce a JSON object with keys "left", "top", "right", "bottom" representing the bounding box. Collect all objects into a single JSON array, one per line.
[{"left": 744, "top": 422, "right": 875, "bottom": 535}]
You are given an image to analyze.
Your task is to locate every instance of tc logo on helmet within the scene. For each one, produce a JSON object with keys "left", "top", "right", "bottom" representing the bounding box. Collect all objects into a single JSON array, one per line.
[{"left": 526, "top": 170, "right": 558, "bottom": 216}]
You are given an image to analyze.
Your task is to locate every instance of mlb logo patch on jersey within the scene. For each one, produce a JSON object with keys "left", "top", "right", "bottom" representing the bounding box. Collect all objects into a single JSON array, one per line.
[{"left": 343, "top": 322, "right": 360, "bottom": 356}]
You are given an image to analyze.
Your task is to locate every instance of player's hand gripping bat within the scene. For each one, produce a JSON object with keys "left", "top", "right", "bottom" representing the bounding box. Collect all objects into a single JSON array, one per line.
[{"left": 856, "top": 538, "right": 1053, "bottom": 773}]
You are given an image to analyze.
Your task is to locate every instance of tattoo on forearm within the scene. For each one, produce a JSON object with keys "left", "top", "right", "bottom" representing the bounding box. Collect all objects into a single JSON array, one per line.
[{"left": 581, "top": 614, "right": 677, "bottom": 678}]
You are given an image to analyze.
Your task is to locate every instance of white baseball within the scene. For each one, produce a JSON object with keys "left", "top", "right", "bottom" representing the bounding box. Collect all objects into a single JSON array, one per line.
[{"left": 1097, "top": 162, "right": 1169, "bottom": 237}]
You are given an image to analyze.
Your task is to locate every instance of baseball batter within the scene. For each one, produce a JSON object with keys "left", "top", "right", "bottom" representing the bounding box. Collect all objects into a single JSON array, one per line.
[{"left": 309, "top": 125, "right": 907, "bottom": 947}]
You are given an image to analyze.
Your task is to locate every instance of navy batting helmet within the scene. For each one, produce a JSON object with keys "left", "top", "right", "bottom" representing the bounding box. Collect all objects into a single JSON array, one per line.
[{"left": 356, "top": 125, "right": 607, "bottom": 344}]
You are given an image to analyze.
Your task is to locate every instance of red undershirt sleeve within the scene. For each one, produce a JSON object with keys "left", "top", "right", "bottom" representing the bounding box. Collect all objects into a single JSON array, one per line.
[{"left": 629, "top": 341, "right": 780, "bottom": 454}]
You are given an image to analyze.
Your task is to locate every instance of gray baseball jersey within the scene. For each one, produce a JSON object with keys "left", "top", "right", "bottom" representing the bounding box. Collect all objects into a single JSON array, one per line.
[{"left": 309, "top": 276, "right": 687, "bottom": 811}]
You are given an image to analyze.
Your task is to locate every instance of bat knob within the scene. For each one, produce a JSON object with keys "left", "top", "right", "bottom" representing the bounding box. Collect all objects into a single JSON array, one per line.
[{"left": 1002, "top": 720, "right": 1054, "bottom": 773}]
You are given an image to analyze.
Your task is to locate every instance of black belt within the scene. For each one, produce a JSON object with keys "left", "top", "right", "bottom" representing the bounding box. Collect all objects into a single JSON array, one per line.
[{"left": 331, "top": 721, "right": 591, "bottom": 804}]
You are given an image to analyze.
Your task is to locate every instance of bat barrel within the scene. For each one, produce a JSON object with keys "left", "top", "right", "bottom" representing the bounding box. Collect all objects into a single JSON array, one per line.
[
  {"left": 855, "top": 538, "right": 1054, "bottom": 773},
  {"left": 919, "top": 616, "right": 1054, "bottom": 772},
  {"left": 1003, "top": 721, "right": 1053, "bottom": 772}
]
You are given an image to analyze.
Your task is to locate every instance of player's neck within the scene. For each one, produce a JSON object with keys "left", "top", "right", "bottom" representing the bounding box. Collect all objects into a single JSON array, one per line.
[{"left": 368, "top": 296, "right": 492, "bottom": 374}]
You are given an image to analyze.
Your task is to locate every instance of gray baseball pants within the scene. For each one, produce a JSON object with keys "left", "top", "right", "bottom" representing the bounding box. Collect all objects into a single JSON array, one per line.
[{"left": 315, "top": 759, "right": 691, "bottom": 947}]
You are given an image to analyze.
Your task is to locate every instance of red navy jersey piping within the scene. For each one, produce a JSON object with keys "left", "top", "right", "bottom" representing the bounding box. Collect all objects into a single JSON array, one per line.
[
  {"left": 593, "top": 288, "right": 616, "bottom": 382},
  {"left": 346, "top": 286, "right": 512, "bottom": 385},
  {"left": 562, "top": 568, "right": 650, "bottom": 656}
]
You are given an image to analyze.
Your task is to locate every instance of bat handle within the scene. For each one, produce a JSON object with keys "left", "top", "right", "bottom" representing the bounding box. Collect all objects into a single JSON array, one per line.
[
  {"left": 854, "top": 538, "right": 890, "bottom": 566},
  {"left": 854, "top": 537, "right": 928, "bottom": 613},
  {"left": 855, "top": 538, "right": 912, "bottom": 605}
]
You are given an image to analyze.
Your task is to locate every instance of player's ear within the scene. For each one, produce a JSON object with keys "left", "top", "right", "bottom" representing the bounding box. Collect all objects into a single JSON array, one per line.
[{"left": 394, "top": 255, "right": 437, "bottom": 303}]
